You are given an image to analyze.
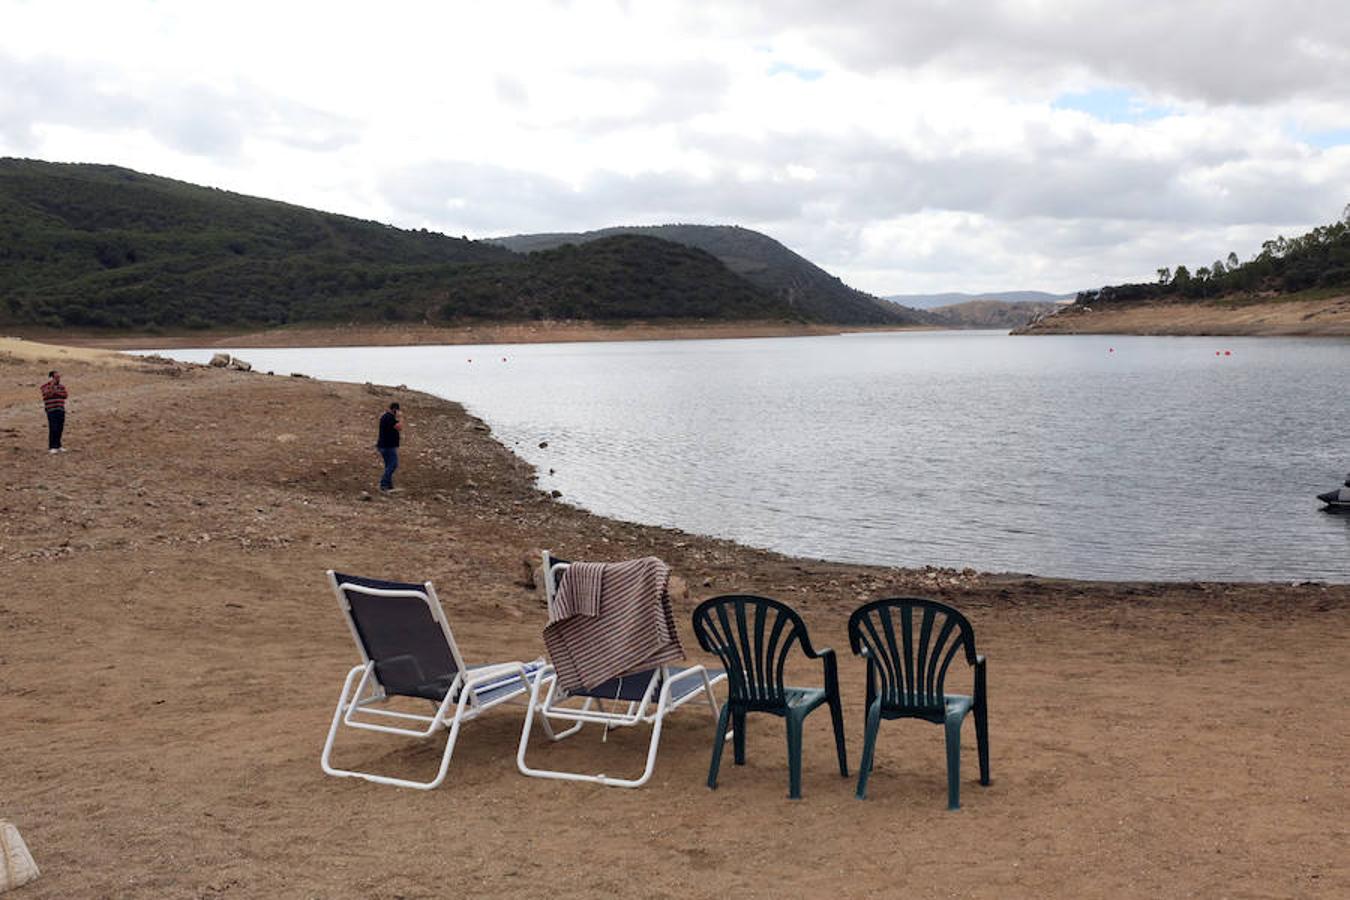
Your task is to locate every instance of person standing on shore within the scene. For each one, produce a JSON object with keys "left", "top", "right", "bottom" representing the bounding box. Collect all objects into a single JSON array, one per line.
[
  {"left": 376, "top": 402, "right": 402, "bottom": 492},
  {"left": 40, "top": 370, "right": 68, "bottom": 453}
]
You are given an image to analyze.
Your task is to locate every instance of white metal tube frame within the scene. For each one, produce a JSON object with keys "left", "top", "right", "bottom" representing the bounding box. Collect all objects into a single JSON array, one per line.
[
  {"left": 516, "top": 663, "right": 727, "bottom": 788},
  {"left": 321, "top": 659, "right": 548, "bottom": 790}
]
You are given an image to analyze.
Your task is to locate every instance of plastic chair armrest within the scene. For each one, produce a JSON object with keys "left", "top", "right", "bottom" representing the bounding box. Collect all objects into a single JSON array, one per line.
[{"left": 814, "top": 647, "right": 841, "bottom": 696}]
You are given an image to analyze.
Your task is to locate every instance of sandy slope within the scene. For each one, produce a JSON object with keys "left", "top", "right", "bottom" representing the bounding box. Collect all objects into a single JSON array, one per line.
[
  {"left": 29, "top": 320, "right": 930, "bottom": 351},
  {"left": 1018, "top": 295, "right": 1350, "bottom": 336},
  {"left": 1, "top": 342, "right": 1346, "bottom": 898}
]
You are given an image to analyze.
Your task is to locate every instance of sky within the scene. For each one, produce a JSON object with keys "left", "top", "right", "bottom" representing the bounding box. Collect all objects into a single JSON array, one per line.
[{"left": 2, "top": 0, "right": 1349, "bottom": 296}]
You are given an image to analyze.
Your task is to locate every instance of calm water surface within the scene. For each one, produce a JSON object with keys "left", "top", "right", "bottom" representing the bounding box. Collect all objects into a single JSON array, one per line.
[{"left": 148, "top": 332, "right": 1350, "bottom": 583}]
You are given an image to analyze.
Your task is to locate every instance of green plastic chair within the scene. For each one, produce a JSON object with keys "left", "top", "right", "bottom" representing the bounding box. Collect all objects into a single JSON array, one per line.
[
  {"left": 692, "top": 595, "right": 848, "bottom": 799},
  {"left": 848, "top": 597, "right": 989, "bottom": 809}
]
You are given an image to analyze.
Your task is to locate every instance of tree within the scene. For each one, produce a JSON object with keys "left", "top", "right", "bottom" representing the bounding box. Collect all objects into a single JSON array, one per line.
[
  {"left": 1172, "top": 265, "right": 1191, "bottom": 287},
  {"left": 1211, "top": 260, "right": 1226, "bottom": 277},
  {"left": 1227, "top": 251, "right": 1240, "bottom": 269},
  {"left": 1157, "top": 267, "right": 1171, "bottom": 284}
]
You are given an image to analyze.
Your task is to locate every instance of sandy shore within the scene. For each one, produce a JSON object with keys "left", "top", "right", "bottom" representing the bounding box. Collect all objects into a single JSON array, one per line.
[
  {"left": 2, "top": 337, "right": 1346, "bottom": 898},
  {"left": 30, "top": 319, "right": 932, "bottom": 351},
  {"left": 1017, "top": 294, "right": 1350, "bottom": 336}
]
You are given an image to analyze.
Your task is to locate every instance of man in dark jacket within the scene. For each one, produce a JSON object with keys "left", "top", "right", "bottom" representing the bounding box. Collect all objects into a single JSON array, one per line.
[{"left": 376, "top": 402, "right": 402, "bottom": 492}]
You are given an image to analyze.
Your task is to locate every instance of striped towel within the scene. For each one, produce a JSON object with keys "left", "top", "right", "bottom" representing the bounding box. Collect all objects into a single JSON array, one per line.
[{"left": 543, "top": 557, "right": 685, "bottom": 692}]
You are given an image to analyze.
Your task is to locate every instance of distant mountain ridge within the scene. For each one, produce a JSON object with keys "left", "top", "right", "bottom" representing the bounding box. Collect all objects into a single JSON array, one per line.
[
  {"left": 492, "top": 225, "right": 931, "bottom": 326},
  {"left": 927, "top": 299, "right": 1064, "bottom": 329},
  {"left": 0, "top": 159, "right": 891, "bottom": 329},
  {"left": 884, "top": 290, "right": 1075, "bottom": 310}
]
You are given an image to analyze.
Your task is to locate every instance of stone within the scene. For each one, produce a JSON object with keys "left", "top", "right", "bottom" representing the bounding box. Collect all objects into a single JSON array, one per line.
[
  {"left": 208, "top": 353, "right": 230, "bottom": 368},
  {"left": 228, "top": 357, "right": 252, "bottom": 372},
  {"left": 0, "top": 819, "right": 40, "bottom": 891}
]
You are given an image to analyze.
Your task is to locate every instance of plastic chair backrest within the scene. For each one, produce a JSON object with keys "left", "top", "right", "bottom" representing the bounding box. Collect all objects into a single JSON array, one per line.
[
  {"left": 848, "top": 598, "right": 977, "bottom": 716},
  {"left": 332, "top": 571, "right": 463, "bottom": 701},
  {"left": 692, "top": 595, "right": 812, "bottom": 710}
]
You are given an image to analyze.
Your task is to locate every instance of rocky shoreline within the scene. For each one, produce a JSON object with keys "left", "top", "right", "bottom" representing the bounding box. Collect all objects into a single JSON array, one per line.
[{"left": 30, "top": 319, "right": 933, "bottom": 351}]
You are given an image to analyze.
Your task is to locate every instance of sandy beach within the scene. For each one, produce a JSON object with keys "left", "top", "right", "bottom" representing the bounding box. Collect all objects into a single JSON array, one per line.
[{"left": 1, "top": 337, "right": 1346, "bottom": 898}]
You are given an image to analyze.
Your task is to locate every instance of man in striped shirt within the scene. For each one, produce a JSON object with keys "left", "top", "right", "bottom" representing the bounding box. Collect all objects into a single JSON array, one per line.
[{"left": 40, "top": 370, "right": 68, "bottom": 453}]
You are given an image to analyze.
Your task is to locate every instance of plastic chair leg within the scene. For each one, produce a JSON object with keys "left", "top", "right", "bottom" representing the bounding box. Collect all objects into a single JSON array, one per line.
[
  {"left": 855, "top": 700, "right": 882, "bottom": 799},
  {"left": 732, "top": 707, "right": 747, "bottom": 766},
  {"left": 975, "top": 700, "right": 990, "bottom": 786},
  {"left": 827, "top": 692, "right": 849, "bottom": 777},
  {"left": 944, "top": 712, "right": 963, "bottom": 810},
  {"left": 786, "top": 713, "right": 804, "bottom": 799},
  {"left": 707, "top": 703, "right": 732, "bottom": 790}
]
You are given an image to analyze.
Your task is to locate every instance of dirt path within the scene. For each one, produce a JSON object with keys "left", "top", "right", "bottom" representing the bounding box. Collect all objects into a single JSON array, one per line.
[{"left": 2, "top": 342, "right": 1346, "bottom": 898}]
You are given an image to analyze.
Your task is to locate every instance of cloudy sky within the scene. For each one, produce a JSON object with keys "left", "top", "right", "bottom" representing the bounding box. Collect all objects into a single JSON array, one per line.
[{"left": 3, "top": 1, "right": 1349, "bottom": 295}]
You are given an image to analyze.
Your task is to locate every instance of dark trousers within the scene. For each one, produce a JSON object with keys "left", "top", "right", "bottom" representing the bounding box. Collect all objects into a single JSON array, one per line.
[
  {"left": 46, "top": 409, "right": 65, "bottom": 450},
  {"left": 378, "top": 446, "right": 398, "bottom": 490}
]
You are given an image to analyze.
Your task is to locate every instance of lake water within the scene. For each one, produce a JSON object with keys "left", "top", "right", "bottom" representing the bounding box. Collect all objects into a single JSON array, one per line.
[{"left": 144, "top": 331, "right": 1350, "bottom": 583}]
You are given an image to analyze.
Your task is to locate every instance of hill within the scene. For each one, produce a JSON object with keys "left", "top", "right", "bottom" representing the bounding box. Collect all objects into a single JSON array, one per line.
[
  {"left": 0, "top": 159, "right": 803, "bottom": 329},
  {"left": 1069, "top": 212, "right": 1350, "bottom": 309},
  {"left": 491, "top": 224, "right": 929, "bottom": 325},
  {"left": 1012, "top": 213, "right": 1350, "bottom": 336},
  {"left": 884, "top": 290, "right": 1074, "bottom": 310},
  {"left": 928, "top": 298, "right": 1065, "bottom": 329}
]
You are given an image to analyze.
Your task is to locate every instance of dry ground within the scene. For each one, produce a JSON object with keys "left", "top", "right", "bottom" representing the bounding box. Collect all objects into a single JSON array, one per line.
[
  {"left": 1019, "top": 294, "right": 1350, "bottom": 336},
  {"left": 32, "top": 320, "right": 930, "bottom": 351},
  {"left": 1, "top": 340, "right": 1346, "bottom": 898}
]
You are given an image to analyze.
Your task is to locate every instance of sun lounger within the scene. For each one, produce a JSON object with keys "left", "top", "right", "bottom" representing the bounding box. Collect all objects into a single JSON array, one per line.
[
  {"left": 320, "top": 570, "right": 546, "bottom": 790},
  {"left": 515, "top": 552, "right": 728, "bottom": 788}
]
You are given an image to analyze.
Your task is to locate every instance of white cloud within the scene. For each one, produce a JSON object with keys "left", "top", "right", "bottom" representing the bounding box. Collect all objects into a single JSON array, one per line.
[{"left": 1, "top": 0, "right": 1348, "bottom": 295}]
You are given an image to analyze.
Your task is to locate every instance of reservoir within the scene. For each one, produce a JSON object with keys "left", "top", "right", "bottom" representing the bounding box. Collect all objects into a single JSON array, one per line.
[{"left": 146, "top": 331, "right": 1350, "bottom": 583}]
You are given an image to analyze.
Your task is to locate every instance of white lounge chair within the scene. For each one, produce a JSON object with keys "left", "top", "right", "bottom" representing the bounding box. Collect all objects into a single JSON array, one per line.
[
  {"left": 321, "top": 570, "right": 547, "bottom": 790},
  {"left": 515, "top": 552, "right": 728, "bottom": 788}
]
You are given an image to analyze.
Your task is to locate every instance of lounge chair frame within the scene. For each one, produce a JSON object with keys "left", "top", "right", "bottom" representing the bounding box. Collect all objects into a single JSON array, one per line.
[
  {"left": 515, "top": 553, "right": 728, "bottom": 788},
  {"left": 320, "top": 570, "right": 547, "bottom": 790}
]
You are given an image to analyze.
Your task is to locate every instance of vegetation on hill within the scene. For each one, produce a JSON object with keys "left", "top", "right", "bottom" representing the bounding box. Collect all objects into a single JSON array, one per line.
[
  {"left": 1075, "top": 209, "right": 1350, "bottom": 308},
  {"left": 0, "top": 159, "right": 801, "bottom": 329},
  {"left": 492, "top": 224, "right": 930, "bottom": 325}
]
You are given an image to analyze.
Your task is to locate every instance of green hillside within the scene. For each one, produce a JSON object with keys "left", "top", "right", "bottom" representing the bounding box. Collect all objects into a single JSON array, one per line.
[
  {"left": 0, "top": 159, "right": 799, "bottom": 329},
  {"left": 1075, "top": 212, "right": 1350, "bottom": 307},
  {"left": 491, "top": 224, "right": 930, "bottom": 325}
]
